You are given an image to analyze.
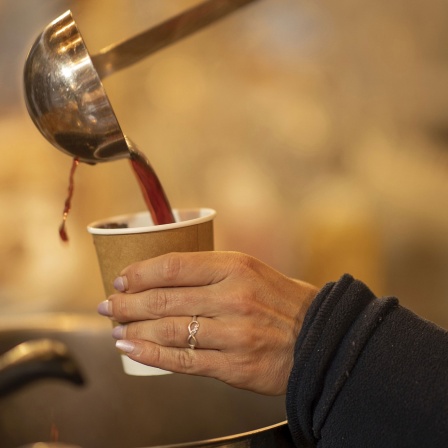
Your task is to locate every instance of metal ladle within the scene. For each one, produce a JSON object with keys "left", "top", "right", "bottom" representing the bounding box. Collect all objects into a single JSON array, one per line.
[{"left": 23, "top": 0, "right": 258, "bottom": 164}]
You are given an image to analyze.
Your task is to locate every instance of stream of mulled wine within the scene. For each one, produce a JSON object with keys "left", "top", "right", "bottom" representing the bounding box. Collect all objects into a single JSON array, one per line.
[{"left": 58, "top": 150, "right": 175, "bottom": 241}]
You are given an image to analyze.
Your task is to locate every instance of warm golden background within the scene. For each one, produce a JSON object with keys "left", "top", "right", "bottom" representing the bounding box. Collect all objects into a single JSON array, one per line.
[{"left": 1, "top": 0, "right": 447, "bottom": 328}]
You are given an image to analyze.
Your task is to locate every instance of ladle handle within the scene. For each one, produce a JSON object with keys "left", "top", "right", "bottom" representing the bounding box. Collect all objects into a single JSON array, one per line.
[{"left": 91, "top": 0, "right": 259, "bottom": 79}]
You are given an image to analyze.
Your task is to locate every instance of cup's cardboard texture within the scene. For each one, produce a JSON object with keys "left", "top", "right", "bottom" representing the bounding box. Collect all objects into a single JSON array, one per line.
[{"left": 88, "top": 208, "right": 215, "bottom": 375}]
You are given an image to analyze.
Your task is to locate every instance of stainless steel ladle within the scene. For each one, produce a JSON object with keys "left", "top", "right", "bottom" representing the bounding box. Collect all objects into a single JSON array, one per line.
[{"left": 23, "top": 0, "right": 258, "bottom": 164}]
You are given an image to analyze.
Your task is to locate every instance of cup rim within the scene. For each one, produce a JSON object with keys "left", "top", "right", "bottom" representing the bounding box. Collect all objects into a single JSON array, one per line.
[{"left": 87, "top": 208, "right": 216, "bottom": 235}]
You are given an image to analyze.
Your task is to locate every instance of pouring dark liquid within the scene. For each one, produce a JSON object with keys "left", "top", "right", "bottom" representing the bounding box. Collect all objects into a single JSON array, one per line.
[
  {"left": 59, "top": 150, "right": 174, "bottom": 241},
  {"left": 130, "top": 148, "right": 175, "bottom": 225}
]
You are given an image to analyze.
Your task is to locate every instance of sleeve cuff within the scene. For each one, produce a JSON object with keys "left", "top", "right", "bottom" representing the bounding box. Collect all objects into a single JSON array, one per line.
[{"left": 286, "top": 274, "right": 398, "bottom": 446}]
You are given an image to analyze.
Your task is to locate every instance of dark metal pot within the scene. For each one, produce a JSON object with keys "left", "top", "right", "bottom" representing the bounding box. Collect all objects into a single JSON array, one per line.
[{"left": 0, "top": 313, "right": 294, "bottom": 448}]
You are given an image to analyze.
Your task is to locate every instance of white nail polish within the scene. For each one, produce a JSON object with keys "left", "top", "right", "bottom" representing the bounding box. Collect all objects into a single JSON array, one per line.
[{"left": 116, "top": 340, "right": 135, "bottom": 354}]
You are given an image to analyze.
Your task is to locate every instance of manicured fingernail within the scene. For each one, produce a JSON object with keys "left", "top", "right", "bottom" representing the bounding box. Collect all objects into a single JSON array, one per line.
[
  {"left": 116, "top": 340, "right": 135, "bottom": 354},
  {"left": 97, "top": 300, "right": 112, "bottom": 317},
  {"left": 112, "top": 325, "right": 125, "bottom": 339},
  {"left": 113, "top": 276, "right": 128, "bottom": 292}
]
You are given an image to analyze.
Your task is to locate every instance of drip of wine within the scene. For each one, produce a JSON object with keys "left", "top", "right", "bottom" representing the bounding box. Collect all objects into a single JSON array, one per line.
[
  {"left": 59, "top": 157, "right": 79, "bottom": 242},
  {"left": 50, "top": 422, "right": 59, "bottom": 442},
  {"left": 59, "top": 147, "right": 175, "bottom": 241}
]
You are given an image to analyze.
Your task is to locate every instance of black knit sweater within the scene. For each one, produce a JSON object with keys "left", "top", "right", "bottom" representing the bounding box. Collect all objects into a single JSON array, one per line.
[{"left": 286, "top": 274, "right": 448, "bottom": 447}]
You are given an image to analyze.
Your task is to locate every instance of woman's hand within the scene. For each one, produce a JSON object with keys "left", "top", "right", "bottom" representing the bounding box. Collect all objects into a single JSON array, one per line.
[{"left": 97, "top": 251, "right": 318, "bottom": 395}]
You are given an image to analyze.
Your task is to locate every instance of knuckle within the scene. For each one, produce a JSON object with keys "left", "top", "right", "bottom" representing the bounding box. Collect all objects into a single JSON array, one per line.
[
  {"left": 129, "top": 263, "right": 146, "bottom": 286},
  {"left": 158, "top": 319, "right": 179, "bottom": 344},
  {"left": 113, "top": 296, "right": 131, "bottom": 320},
  {"left": 176, "top": 349, "right": 196, "bottom": 373},
  {"left": 147, "top": 288, "right": 169, "bottom": 317},
  {"left": 160, "top": 253, "right": 182, "bottom": 282},
  {"left": 128, "top": 323, "right": 145, "bottom": 339},
  {"left": 216, "top": 354, "right": 246, "bottom": 387},
  {"left": 237, "top": 328, "right": 258, "bottom": 348},
  {"left": 230, "top": 252, "right": 256, "bottom": 276},
  {"left": 227, "top": 320, "right": 260, "bottom": 350},
  {"left": 237, "top": 295, "right": 254, "bottom": 315},
  {"left": 143, "top": 343, "right": 162, "bottom": 364},
  {"left": 228, "top": 285, "right": 255, "bottom": 315}
]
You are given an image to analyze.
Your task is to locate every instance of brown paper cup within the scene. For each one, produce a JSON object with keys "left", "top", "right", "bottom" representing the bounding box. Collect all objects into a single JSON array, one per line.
[{"left": 87, "top": 208, "right": 216, "bottom": 376}]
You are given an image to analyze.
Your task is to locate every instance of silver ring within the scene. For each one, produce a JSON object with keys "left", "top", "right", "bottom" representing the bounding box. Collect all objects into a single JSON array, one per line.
[{"left": 187, "top": 316, "right": 200, "bottom": 349}]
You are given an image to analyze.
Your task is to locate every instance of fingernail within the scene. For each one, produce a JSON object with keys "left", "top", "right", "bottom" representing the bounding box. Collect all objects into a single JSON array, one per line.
[
  {"left": 97, "top": 300, "right": 112, "bottom": 317},
  {"left": 116, "top": 340, "right": 135, "bottom": 354},
  {"left": 112, "top": 325, "right": 125, "bottom": 339},
  {"left": 113, "top": 276, "right": 128, "bottom": 292}
]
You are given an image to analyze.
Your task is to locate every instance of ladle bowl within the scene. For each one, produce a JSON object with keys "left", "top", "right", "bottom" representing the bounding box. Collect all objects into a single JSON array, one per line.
[{"left": 23, "top": 11, "right": 128, "bottom": 164}]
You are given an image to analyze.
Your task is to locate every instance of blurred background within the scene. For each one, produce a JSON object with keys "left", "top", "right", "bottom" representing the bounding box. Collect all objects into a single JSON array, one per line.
[{"left": 0, "top": 0, "right": 447, "bottom": 328}]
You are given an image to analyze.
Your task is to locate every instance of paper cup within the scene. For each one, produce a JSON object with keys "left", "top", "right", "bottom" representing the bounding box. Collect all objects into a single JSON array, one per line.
[{"left": 87, "top": 208, "right": 216, "bottom": 376}]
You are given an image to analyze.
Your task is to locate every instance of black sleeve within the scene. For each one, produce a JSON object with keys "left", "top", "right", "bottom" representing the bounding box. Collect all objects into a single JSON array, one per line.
[{"left": 286, "top": 274, "right": 448, "bottom": 448}]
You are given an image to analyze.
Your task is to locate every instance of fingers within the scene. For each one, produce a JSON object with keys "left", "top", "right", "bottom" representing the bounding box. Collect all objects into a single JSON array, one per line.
[
  {"left": 115, "top": 251, "right": 232, "bottom": 293},
  {"left": 115, "top": 339, "right": 233, "bottom": 382},
  {"left": 105, "top": 281, "right": 244, "bottom": 323},
  {"left": 103, "top": 251, "right": 272, "bottom": 323},
  {"left": 112, "top": 316, "right": 227, "bottom": 350},
  {"left": 114, "top": 334, "right": 293, "bottom": 395},
  {"left": 104, "top": 285, "right": 220, "bottom": 322},
  {"left": 112, "top": 315, "right": 263, "bottom": 352}
]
